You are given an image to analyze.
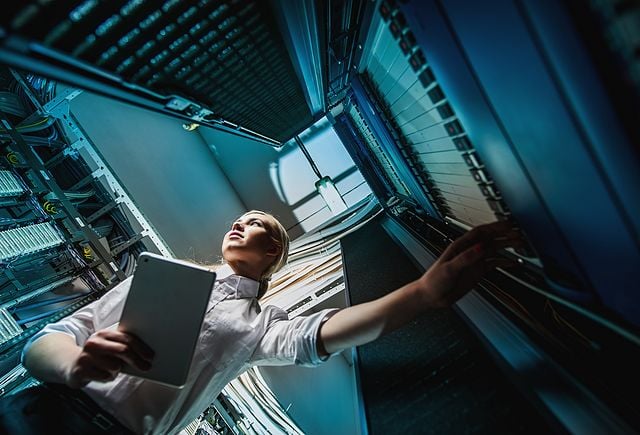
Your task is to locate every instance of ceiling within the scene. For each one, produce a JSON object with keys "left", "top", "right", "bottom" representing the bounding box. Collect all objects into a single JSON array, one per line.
[{"left": 1, "top": 0, "right": 317, "bottom": 143}]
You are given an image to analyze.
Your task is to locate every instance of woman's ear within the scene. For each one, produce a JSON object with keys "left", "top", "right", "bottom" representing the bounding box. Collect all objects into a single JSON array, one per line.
[{"left": 266, "top": 244, "right": 280, "bottom": 258}]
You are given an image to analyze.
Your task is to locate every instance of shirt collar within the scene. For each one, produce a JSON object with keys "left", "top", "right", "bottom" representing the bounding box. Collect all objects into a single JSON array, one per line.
[{"left": 216, "top": 264, "right": 260, "bottom": 299}]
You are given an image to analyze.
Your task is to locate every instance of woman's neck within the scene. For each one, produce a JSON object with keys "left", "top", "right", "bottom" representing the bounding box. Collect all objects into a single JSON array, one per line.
[{"left": 226, "top": 260, "right": 262, "bottom": 281}]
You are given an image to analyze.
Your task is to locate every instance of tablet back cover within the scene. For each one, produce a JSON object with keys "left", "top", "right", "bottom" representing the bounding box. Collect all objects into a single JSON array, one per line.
[{"left": 119, "top": 252, "right": 216, "bottom": 386}]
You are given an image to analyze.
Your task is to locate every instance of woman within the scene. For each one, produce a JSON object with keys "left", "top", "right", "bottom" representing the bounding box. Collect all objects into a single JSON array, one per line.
[{"left": 2, "top": 210, "right": 520, "bottom": 434}]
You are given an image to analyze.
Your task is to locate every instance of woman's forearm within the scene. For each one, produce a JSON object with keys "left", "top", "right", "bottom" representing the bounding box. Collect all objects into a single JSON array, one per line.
[
  {"left": 318, "top": 221, "right": 521, "bottom": 355},
  {"left": 319, "top": 280, "right": 428, "bottom": 354},
  {"left": 23, "top": 333, "right": 82, "bottom": 385}
]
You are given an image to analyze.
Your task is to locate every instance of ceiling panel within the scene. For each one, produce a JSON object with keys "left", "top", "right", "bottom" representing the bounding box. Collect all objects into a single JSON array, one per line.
[{"left": 0, "top": 0, "right": 313, "bottom": 143}]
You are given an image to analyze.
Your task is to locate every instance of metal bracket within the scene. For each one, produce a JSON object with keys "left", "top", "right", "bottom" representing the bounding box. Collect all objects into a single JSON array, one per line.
[{"left": 42, "top": 88, "right": 82, "bottom": 120}]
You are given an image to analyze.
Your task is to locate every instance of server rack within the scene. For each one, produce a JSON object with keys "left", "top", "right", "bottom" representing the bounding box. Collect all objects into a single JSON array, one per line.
[{"left": 0, "top": 68, "right": 168, "bottom": 396}]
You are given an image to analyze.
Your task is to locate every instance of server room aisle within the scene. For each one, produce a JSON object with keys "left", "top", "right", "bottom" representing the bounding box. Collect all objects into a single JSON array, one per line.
[{"left": 341, "top": 216, "right": 551, "bottom": 434}]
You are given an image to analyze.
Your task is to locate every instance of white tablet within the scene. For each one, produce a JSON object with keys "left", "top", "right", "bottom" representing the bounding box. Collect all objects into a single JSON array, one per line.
[{"left": 118, "top": 252, "right": 216, "bottom": 387}]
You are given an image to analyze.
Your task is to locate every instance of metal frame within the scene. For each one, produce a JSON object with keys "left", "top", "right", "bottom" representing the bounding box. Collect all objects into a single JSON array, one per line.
[
  {"left": 519, "top": 0, "right": 640, "bottom": 233},
  {"left": 457, "top": 292, "right": 635, "bottom": 434},
  {"left": 211, "top": 398, "right": 241, "bottom": 435},
  {"left": 9, "top": 70, "right": 173, "bottom": 259},
  {"left": 324, "top": 0, "right": 377, "bottom": 107},
  {"left": 393, "top": 0, "right": 589, "bottom": 294},
  {"left": 330, "top": 111, "right": 395, "bottom": 205}
]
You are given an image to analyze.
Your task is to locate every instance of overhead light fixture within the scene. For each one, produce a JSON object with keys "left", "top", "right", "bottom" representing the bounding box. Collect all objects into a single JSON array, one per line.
[{"left": 315, "top": 176, "right": 347, "bottom": 215}]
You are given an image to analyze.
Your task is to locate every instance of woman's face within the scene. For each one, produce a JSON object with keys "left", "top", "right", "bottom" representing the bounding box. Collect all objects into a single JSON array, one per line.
[{"left": 221, "top": 213, "right": 279, "bottom": 268}]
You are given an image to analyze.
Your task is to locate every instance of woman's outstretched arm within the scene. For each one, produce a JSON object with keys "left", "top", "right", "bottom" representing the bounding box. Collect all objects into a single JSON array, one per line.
[{"left": 319, "top": 221, "right": 522, "bottom": 355}]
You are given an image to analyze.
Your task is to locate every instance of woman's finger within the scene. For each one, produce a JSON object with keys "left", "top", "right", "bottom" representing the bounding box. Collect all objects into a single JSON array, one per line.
[
  {"left": 89, "top": 353, "right": 123, "bottom": 374},
  {"left": 449, "top": 242, "right": 487, "bottom": 271},
  {"left": 448, "top": 246, "right": 515, "bottom": 279},
  {"left": 84, "top": 336, "right": 151, "bottom": 371},
  {"left": 441, "top": 221, "right": 514, "bottom": 261},
  {"left": 486, "top": 236, "right": 526, "bottom": 253},
  {"left": 97, "top": 330, "right": 154, "bottom": 361}
]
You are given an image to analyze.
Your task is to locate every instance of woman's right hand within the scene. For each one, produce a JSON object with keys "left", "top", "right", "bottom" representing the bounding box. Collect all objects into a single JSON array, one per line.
[{"left": 65, "top": 329, "right": 154, "bottom": 389}]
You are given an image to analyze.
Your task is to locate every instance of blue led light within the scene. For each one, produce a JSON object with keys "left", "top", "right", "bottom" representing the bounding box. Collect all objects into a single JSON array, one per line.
[{"left": 69, "top": 0, "right": 98, "bottom": 22}]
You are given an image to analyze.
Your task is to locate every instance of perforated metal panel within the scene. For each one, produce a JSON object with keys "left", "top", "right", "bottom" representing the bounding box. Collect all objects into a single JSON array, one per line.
[
  {"left": 0, "top": 222, "right": 64, "bottom": 261},
  {"left": 0, "top": 170, "right": 24, "bottom": 197},
  {"left": 362, "top": 6, "right": 508, "bottom": 227},
  {"left": 1, "top": 0, "right": 313, "bottom": 143}
]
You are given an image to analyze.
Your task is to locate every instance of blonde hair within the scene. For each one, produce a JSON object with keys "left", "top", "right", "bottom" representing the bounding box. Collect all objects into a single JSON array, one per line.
[{"left": 240, "top": 210, "right": 289, "bottom": 299}]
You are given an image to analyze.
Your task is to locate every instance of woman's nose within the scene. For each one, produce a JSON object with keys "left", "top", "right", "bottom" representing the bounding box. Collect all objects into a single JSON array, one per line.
[{"left": 232, "top": 222, "right": 243, "bottom": 231}]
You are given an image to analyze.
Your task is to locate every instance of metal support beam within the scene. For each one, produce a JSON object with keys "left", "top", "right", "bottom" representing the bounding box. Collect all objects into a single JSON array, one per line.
[
  {"left": 111, "top": 233, "right": 144, "bottom": 256},
  {"left": 273, "top": 0, "right": 326, "bottom": 114},
  {"left": 0, "top": 43, "right": 281, "bottom": 147},
  {"left": 67, "top": 174, "right": 93, "bottom": 192},
  {"left": 211, "top": 398, "right": 241, "bottom": 435},
  {"left": 294, "top": 135, "right": 322, "bottom": 179},
  {"left": 86, "top": 200, "right": 119, "bottom": 224}
]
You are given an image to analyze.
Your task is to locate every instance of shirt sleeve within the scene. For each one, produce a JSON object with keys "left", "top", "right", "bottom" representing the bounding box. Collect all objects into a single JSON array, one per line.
[
  {"left": 21, "top": 277, "right": 133, "bottom": 363},
  {"left": 250, "top": 306, "right": 341, "bottom": 367}
]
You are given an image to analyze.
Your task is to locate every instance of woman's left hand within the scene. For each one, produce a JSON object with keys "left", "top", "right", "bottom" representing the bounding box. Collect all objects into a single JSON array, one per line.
[{"left": 417, "top": 221, "right": 523, "bottom": 307}]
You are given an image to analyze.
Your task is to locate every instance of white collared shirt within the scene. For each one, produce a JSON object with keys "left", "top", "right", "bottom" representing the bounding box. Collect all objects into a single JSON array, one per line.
[{"left": 23, "top": 265, "right": 338, "bottom": 434}]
